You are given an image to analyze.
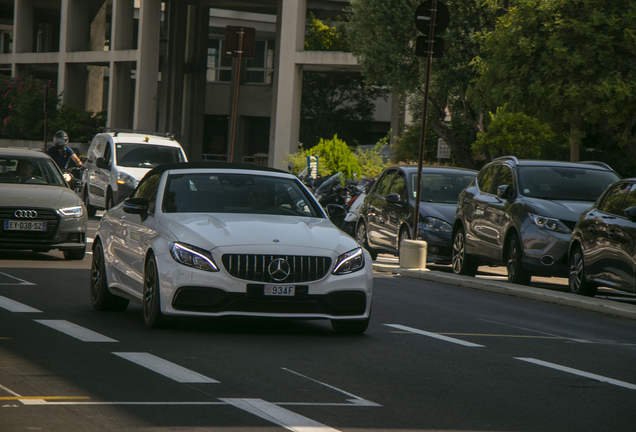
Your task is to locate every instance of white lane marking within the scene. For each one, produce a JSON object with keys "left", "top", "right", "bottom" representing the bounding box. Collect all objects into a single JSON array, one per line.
[
  {"left": 282, "top": 368, "right": 380, "bottom": 406},
  {"left": 35, "top": 320, "right": 118, "bottom": 342},
  {"left": 516, "top": 358, "right": 636, "bottom": 390},
  {"left": 113, "top": 352, "right": 218, "bottom": 383},
  {"left": 385, "top": 324, "right": 485, "bottom": 347},
  {"left": 0, "top": 272, "right": 35, "bottom": 285},
  {"left": 222, "top": 398, "right": 342, "bottom": 432},
  {"left": 0, "top": 296, "right": 42, "bottom": 313}
]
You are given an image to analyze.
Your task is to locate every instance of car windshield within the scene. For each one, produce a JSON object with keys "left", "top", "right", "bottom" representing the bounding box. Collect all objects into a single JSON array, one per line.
[
  {"left": 411, "top": 172, "right": 476, "bottom": 203},
  {"left": 518, "top": 166, "right": 620, "bottom": 201},
  {"left": 163, "top": 173, "right": 322, "bottom": 217},
  {"left": 115, "top": 143, "right": 185, "bottom": 168},
  {"left": 0, "top": 156, "right": 65, "bottom": 186}
]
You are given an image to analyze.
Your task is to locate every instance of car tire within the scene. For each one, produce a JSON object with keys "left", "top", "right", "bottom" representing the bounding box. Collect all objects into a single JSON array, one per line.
[
  {"left": 84, "top": 188, "right": 96, "bottom": 217},
  {"left": 331, "top": 316, "right": 370, "bottom": 334},
  {"left": 105, "top": 189, "right": 114, "bottom": 211},
  {"left": 64, "top": 247, "right": 86, "bottom": 261},
  {"left": 507, "top": 234, "right": 531, "bottom": 285},
  {"left": 356, "top": 220, "right": 377, "bottom": 261},
  {"left": 90, "top": 241, "right": 129, "bottom": 311},
  {"left": 569, "top": 246, "right": 598, "bottom": 297},
  {"left": 398, "top": 227, "right": 410, "bottom": 253},
  {"left": 452, "top": 227, "right": 477, "bottom": 276},
  {"left": 143, "top": 255, "right": 177, "bottom": 329}
]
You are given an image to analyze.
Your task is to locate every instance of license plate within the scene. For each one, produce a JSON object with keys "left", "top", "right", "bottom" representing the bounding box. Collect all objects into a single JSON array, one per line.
[
  {"left": 4, "top": 220, "right": 47, "bottom": 231},
  {"left": 264, "top": 285, "right": 295, "bottom": 296}
]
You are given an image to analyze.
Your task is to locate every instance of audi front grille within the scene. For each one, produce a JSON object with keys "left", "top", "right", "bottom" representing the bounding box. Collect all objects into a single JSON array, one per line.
[
  {"left": 221, "top": 254, "right": 332, "bottom": 283},
  {"left": 0, "top": 207, "right": 59, "bottom": 240}
]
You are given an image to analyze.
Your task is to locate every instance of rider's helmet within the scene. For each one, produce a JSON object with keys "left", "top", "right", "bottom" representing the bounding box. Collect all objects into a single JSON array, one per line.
[{"left": 53, "top": 130, "right": 69, "bottom": 148}]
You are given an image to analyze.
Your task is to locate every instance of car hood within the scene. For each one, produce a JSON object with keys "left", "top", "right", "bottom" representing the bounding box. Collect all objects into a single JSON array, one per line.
[
  {"left": 522, "top": 198, "right": 594, "bottom": 221},
  {"left": 117, "top": 166, "right": 152, "bottom": 181},
  {"left": 1, "top": 184, "right": 81, "bottom": 208},
  {"left": 159, "top": 213, "right": 359, "bottom": 253},
  {"left": 417, "top": 201, "right": 456, "bottom": 223}
]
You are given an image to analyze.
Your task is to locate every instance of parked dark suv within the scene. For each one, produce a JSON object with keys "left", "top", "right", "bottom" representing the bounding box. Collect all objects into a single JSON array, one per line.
[
  {"left": 452, "top": 156, "right": 620, "bottom": 284},
  {"left": 568, "top": 178, "right": 636, "bottom": 297}
]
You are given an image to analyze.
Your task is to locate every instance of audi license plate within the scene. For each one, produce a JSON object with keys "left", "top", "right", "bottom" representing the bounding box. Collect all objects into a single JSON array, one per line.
[
  {"left": 264, "top": 285, "right": 295, "bottom": 296},
  {"left": 4, "top": 220, "right": 47, "bottom": 231}
]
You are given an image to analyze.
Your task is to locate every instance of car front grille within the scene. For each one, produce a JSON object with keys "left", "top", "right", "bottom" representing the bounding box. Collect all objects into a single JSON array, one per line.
[
  {"left": 172, "top": 286, "right": 367, "bottom": 316},
  {"left": 222, "top": 254, "right": 332, "bottom": 283},
  {"left": 0, "top": 208, "right": 59, "bottom": 241}
]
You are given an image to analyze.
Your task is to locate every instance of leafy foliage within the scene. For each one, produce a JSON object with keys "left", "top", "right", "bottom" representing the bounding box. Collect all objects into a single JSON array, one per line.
[
  {"left": 49, "top": 105, "right": 107, "bottom": 144},
  {"left": 354, "top": 134, "right": 392, "bottom": 178}
]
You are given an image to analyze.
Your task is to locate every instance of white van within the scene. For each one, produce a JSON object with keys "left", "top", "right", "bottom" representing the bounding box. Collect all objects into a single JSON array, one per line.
[{"left": 82, "top": 131, "right": 187, "bottom": 216}]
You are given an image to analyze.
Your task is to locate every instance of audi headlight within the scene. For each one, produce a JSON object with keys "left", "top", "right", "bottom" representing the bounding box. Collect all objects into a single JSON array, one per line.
[
  {"left": 332, "top": 247, "right": 365, "bottom": 275},
  {"left": 529, "top": 213, "right": 571, "bottom": 234},
  {"left": 57, "top": 206, "right": 84, "bottom": 218},
  {"left": 170, "top": 242, "right": 219, "bottom": 272},
  {"left": 117, "top": 172, "right": 138, "bottom": 187},
  {"left": 419, "top": 217, "right": 452, "bottom": 233}
]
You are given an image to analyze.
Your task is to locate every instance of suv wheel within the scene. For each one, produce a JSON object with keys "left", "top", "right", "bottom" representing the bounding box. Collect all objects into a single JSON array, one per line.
[
  {"left": 84, "top": 188, "right": 96, "bottom": 217},
  {"left": 569, "top": 246, "right": 597, "bottom": 296},
  {"left": 507, "top": 234, "right": 531, "bottom": 285},
  {"left": 452, "top": 227, "right": 477, "bottom": 276}
]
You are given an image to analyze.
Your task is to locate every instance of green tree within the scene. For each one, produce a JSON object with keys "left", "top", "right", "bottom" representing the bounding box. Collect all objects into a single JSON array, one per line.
[
  {"left": 471, "top": 0, "right": 636, "bottom": 162},
  {"left": 49, "top": 105, "right": 107, "bottom": 144},
  {"left": 472, "top": 108, "right": 565, "bottom": 159},
  {"left": 346, "top": 0, "right": 507, "bottom": 169},
  {"left": 354, "top": 133, "right": 392, "bottom": 178},
  {"left": 301, "top": 14, "right": 388, "bottom": 148}
]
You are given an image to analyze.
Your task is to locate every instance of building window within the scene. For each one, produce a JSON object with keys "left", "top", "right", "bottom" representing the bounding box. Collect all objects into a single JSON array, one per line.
[
  {"left": 1, "top": 32, "right": 12, "bottom": 54},
  {"left": 245, "top": 40, "right": 275, "bottom": 84},
  {"left": 207, "top": 38, "right": 232, "bottom": 82}
]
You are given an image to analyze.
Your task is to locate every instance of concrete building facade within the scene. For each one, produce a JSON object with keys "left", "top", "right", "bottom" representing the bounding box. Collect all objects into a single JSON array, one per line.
[{"left": 0, "top": 0, "right": 401, "bottom": 169}]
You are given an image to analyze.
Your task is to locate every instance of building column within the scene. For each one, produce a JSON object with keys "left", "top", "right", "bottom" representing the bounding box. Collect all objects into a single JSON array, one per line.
[
  {"left": 13, "top": 0, "right": 34, "bottom": 54},
  {"left": 107, "top": 0, "right": 135, "bottom": 129},
  {"left": 269, "top": 0, "right": 306, "bottom": 170},
  {"left": 134, "top": 0, "right": 161, "bottom": 131},
  {"left": 87, "top": 0, "right": 108, "bottom": 113},
  {"left": 111, "top": 0, "right": 134, "bottom": 51}
]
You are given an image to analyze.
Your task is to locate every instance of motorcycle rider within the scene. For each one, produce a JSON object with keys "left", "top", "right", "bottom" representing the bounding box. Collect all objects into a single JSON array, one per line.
[{"left": 46, "top": 130, "right": 83, "bottom": 170}]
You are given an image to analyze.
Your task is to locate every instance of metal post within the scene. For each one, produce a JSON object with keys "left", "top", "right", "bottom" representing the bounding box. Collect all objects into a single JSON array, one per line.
[
  {"left": 228, "top": 28, "right": 244, "bottom": 163},
  {"left": 412, "top": 0, "right": 437, "bottom": 239},
  {"left": 43, "top": 82, "right": 48, "bottom": 151}
]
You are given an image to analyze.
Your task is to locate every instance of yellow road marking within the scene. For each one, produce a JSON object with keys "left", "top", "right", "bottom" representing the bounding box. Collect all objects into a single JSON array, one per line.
[
  {"left": 0, "top": 396, "right": 90, "bottom": 400},
  {"left": 390, "top": 331, "right": 568, "bottom": 339}
]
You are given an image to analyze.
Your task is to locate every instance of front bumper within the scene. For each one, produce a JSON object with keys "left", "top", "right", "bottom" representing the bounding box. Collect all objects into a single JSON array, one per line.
[
  {"left": 418, "top": 230, "right": 453, "bottom": 264},
  {"left": 520, "top": 225, "right": 570, "bottom": 277}
]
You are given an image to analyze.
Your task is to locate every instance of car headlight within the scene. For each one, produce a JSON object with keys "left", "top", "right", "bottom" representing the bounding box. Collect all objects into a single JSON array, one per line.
[
  {"left": 170, "top": 242, "right": 219, "bottom": 272},
  {"left": 419, "top": 216, "right": 452, "bottom": 233},
  {"left": 332, "top": 247, "right": 365, "bottom": 275},
  {"left": 57, "top": 206, "right": 84, "bottom": 218},
  {"left": 117, "top": 172, "right": 138, "bottom": 187},
  {"left": 529, "top": 213, "right": 571, "bottom": 234}
]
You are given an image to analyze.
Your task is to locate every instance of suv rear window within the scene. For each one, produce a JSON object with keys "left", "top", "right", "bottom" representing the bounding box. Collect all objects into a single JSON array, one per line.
[
  {"left": 518, "top": 166, "right": 620, "bottom": 201},
  {"left": 115, "top": 143, "right": 185, "bottom": 168}
]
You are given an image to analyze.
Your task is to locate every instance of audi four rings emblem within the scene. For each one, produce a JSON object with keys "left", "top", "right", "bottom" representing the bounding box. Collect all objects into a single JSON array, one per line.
[
  {"left": 268, "top": 258, "right": 291, "bottom": 282},
  {"left": 14, "top": 210, "right": 37, "bottom": 218}
]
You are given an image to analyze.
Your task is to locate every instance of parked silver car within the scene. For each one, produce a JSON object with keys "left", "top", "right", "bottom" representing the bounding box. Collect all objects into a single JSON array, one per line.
[{"left": 0, "top": 148, "right": 87, "bottom": 259}]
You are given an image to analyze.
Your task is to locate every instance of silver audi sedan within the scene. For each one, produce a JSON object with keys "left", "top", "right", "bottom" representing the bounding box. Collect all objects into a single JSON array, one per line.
[
  {"left": 91, "top": 162, "right": 373, "bottom": 333},
  {"left": 0, "top": 148, "right": 87, "bottom": 259}
]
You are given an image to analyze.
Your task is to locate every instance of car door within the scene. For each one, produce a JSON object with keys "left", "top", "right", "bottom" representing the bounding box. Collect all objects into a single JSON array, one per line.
[
  {"left": 480, "top": 164, "right": 514, "bottom": 259},
  {"left": 384, "top": 171, "right": 407, "bottom": 250},
  {"left": 86, "top": 135, "right": 108, "bottom": 207},
  {"left": 118, "top": 172, "right": 163, "bottom": 294},
  {"left": 606, "top": 182, "right": 636, "bottom": 292},
  {"left": 464, "top": 163, "right": 500, "bottom": 258},
  {"left": 365, "top": 169, "right": 396, "bottom": 248},
  {"left": 583, "top": 182, "right": 629, "bottom": 283}
]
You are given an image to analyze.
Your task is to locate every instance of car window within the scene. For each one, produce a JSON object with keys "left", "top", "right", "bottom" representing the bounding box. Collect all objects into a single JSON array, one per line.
[
  {"left": 492, "top": 164, "right": 514, "bottom": 191},
  {"left": 477, "top": 164, "right": 498, "bottom": 194},
  {"left": 374, "top": 170, "right": 396, "bottom": 198},
  {"left": 133, "top": 173, "right": 162, "bottom": 213},
  {"left": 389, "top": 172, "right": 406, "bottom": 199},
  {"left": 115, "top": 143, "right": 185, "bottom": 168},
  {"left": 163, "top": 173, "right": 322, "bottom": 217},
  {"left": 103, "top": 142, "right": 112, "bottom": 165},
  {"left": 518, "top": 166, "right": 620, "bottom": 201},
  {"left": 621, "top": 183, "right": 636, "bottom": 213},
  {"left": 599, "top": 182, "right": 629, "bottom": 215},
  {"left": 0, "top": 156, "right": 65, "bottom": 186},
  {"left": 412, "top": 172, "right": 477, "bottom": 203}
]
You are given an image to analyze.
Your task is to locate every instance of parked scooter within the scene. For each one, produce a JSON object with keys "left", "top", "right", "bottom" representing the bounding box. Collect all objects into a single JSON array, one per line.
[{"left": 340, "top": 178, "right": 375, "bottom": 237}]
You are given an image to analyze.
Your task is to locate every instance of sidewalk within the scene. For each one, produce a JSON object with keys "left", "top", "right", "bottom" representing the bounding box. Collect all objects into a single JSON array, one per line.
[{"left": 372, "top": 255, "right": 636, "bottom": 321}]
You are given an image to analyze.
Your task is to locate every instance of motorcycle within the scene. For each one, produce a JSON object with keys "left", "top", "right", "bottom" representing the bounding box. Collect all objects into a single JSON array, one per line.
[
  {"left": 62, "top": 165, "right": 85, "bottom": 195},
  {"left": 340, "top": 178, "right": 375, "bottom": 237}
]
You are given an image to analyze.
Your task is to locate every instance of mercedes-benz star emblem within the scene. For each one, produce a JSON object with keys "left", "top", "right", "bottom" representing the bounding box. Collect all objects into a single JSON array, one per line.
[
  {"left": 14, "top": 210, "right": 37, "bottom": 218},
  {"left": 268, "top": 258, "right": 291, "bottom": 282}
]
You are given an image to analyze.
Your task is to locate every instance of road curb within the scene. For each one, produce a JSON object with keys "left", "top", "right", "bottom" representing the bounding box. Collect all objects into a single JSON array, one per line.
[{"left": 373, "top": 263, "right": 636, "bottom": 320}]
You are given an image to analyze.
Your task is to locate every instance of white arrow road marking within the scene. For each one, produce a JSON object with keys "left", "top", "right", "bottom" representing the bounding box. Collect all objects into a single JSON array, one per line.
[
  {"left": 385, "top": 324, "right": 485, "bottom": 347},
  {"left": 113, "top": 352, "right": 219, "bottom": 383},
  {"left": 222, "top": 398, "right": 342, "bottom": 432},
  {"left": 516, "top": 358, "right": 636, "bottom": 390},
  {"left": 0, "top": 272, "right": 35, "bottom": 285},
  {"left": 0, "top": 296, "right": 41, "bottom": 313},
  {"left": 35, "top": 320, "right": 118, "bottom": 342}
]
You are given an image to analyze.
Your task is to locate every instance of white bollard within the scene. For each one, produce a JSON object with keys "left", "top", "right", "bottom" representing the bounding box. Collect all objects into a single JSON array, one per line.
[{"left": 399, "top": 239, "right": 428, "bottom": 270}]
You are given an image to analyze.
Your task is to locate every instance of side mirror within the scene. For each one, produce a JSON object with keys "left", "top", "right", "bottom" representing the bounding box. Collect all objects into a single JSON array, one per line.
[
  {"left": 70, "top": 178, "right": 83, "bottom": 190},
  {"left": 385, "top": 193, "right": 402, "bottom": 204},
  {"left": 326, "top": 203, "right": 346, "bottom": 222},
  {"left": 123, "top": 197, "right": 149, "bottom": 215},
  {"left": 497, "top": 184, "right": 512, "bottom": 200},
  {"left": 96, "top": 157, "right": 110, "bottom": 170},
  {"left": 625, "top": 206, "right": 636, "bottom": 221}
]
